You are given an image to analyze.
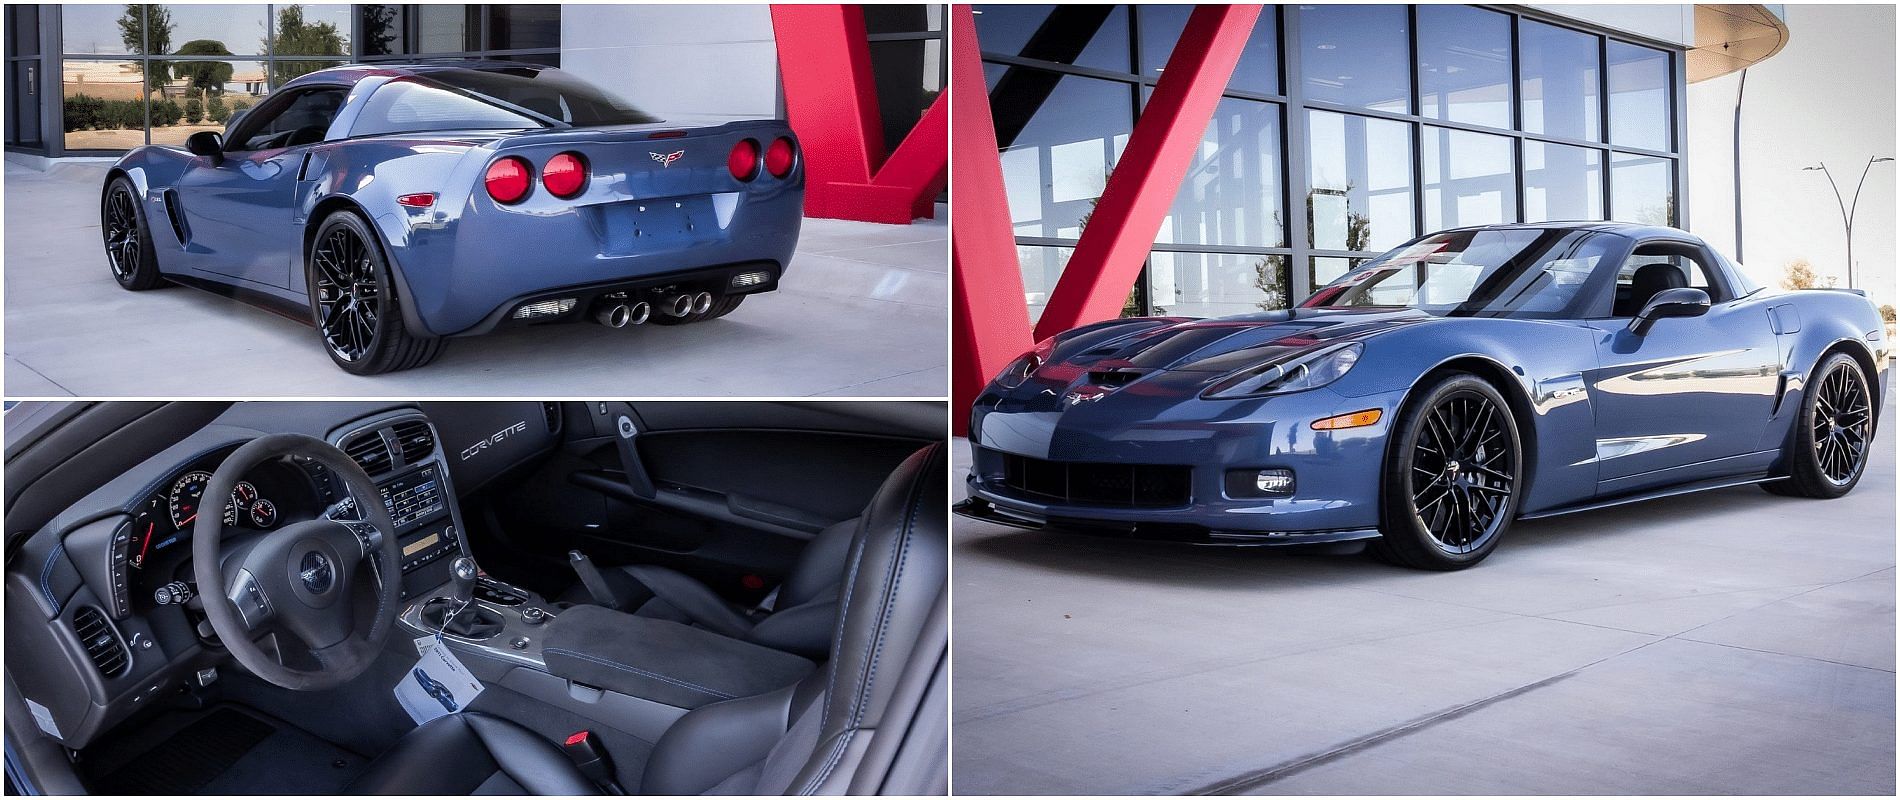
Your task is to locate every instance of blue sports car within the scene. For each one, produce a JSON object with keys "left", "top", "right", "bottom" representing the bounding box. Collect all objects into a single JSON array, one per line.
[
  {"left": 410, "top": 667, "right": 459, "bottom": 713},
  {"left": 959, "top": 223, "right": 1888, "bottom": 569},
  {"left": 101, "top": 62, "right": 803, "bottom": 374}
]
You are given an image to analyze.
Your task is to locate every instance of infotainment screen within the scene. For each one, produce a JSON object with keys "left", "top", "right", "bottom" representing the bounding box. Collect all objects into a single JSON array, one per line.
[{"left": 380, "top": 463, "right": 446, "bottom": 532}]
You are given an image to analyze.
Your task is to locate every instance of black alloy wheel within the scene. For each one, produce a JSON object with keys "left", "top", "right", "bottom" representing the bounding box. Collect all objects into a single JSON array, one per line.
[
  {"left": 1765, "top": 352, "right": 1874, "bottom": 498},
  {"left": 102, "top": 178, "right": 163, "bottom": 289},
  {"left": 305, "top": 211, "right": 444, "bottom": 374},
  {"left": 1375, "top": 373, "right": 1523, "bottom": 570}
]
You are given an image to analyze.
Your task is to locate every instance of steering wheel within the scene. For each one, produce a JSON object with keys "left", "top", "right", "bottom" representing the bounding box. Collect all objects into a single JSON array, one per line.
[{"left": 192, "top": 434, "right": 401, "bottom": 691}]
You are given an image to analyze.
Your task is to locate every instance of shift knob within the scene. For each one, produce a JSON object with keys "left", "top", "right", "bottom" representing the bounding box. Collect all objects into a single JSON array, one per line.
[{"left": 450, "top": 556, "right": 478, "bottom": 605}]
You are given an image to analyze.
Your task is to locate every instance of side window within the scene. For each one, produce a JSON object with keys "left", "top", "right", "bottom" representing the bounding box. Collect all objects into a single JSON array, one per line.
[
  {"left": 1610, "top": 243, "right": 1726, "bottom": 317},
  {"left": 229, "top": 88, "right": 349, "bottom": 152}
]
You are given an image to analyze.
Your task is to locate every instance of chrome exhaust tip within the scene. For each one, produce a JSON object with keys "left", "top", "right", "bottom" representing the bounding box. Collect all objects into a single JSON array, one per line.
[
  {"left": 692, "top": 291, "right": 714, "bottom": 314},
  {"left": 627, "top": 301, "right": 652, "bottom": 325},
  {"left": 594, "top": 303, "right": 631, "bottom": 328},
  {"left": 666, "top": 294, "right": 694, "bottom": 317}
]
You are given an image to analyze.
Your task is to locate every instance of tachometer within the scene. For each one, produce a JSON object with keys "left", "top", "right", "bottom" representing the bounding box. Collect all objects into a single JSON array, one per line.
[{"left": 167, "top": 470, "right": 213, "bottom": 529}]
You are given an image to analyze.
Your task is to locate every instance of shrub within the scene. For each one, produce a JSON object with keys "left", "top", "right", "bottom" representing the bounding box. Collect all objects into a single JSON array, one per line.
[
  {"left": 63, "top": 94, "right": 105, "bottom": 131},
  {"left": 152, "top": 98, "right": 184, "bottom": 126},
  {"left": 230, "top": 98, "right": 252, "bottom": 113},
  {"left": 207, "top": 95, "right": 230, "bottom": 123},
  {"left": 103, "top": 100, "right": 144, "bottom": 130},
  {"left": 184, "top": 97, "right": 204, "bottom": 124}
]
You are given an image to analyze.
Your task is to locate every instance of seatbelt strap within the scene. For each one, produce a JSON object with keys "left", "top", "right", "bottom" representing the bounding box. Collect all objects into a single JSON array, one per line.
[
  {"left": 567, "top": 551, "right": 621, "bottom": 611},
  {"left": 753, "top": 584, "right": 782, "bottom": 615}
]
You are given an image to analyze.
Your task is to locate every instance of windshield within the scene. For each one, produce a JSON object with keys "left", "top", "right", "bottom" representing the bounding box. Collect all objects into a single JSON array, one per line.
[
  {"left": 414, "top": 66, "right": 661, "bottom": 128},
  {"left": 1301, "top": 228, "right": 1618, "bottom": 319}
]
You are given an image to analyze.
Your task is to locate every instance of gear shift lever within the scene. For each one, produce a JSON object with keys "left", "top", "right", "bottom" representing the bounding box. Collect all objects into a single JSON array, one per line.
[{"left": 450, "top": 556, "right": 478, "bottom": 606}]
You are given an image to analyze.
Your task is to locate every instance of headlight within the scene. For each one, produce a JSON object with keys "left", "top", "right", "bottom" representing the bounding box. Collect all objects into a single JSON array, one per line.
[{"left": 1203, "top": 343, "right": 1363, "bottom": 399}]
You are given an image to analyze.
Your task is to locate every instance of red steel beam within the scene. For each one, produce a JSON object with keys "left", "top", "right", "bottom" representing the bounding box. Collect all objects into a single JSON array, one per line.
[
  {"left": 1031, "top": 4, "right": 1260, "bottom": 340},
  {"left": 950, "top": 3, "right": 1034, "bottom": 430}
]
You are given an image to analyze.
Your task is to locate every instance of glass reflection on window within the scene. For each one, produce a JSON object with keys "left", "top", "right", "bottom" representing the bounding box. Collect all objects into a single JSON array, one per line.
[
  {"left": 62, "top": 61, "right": 144, "bottom": 150},
  {"left": 1159, "top": 98, "right": 1284, "bottom": 249},
  {"left": 150, "top": 60, "right": 268, "bottom": 147},
  {"left": 165, "top": 4, "right": 269, "bottom": 56},
  {"left": 1150, "top": 252, "right": 1290, "bottom": 318},
  {"left": 1523, "top": 141, "right": 1603, "bottom": 222},
  {"left": 60, "top": 5, "right": 139, "bottom": 55},
  {"left": 1417, "top": 5, "right": 1511, "bottom": 129},
  {"left": 270, "top": 5, "right": 352, "bottom": 59},
  {"left": 973, "top": 4, "right": 1129, "bottom": 73},
  {"left": 1307, "top": 110, "right": 1413, "bottom": 252},
  {"left": 1611, "top": 152, "right": 1673, "bottom": 225},
  {"left": 1299, "top": 4, "right": 1409, "bottom": 114},
  {"left": 988, "top": 65, "right": 1133, "bottom": 239},
  {"left": 1519, "top": 20, "right": 1600, "bottom": 142},
  {"left": 1138, "top": 5, "right": 1279, "bottom": 96},
  {"left": 1608, "top": 41, "right": 1670, "bottom": 151},
  {"left": 1422, "top": 126, "right": 1516, "bottom": 232},
  {"left": 1019, "top": 244, "right": 1076, "bottom": 324},
  {"left": 1309, "top": 256, "right": 1362, "bottom": 292}
]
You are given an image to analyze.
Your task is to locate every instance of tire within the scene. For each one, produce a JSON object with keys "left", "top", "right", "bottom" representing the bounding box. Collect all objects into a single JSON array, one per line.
[
  {"left": 102, "top": 177, "right": 164, "bottom": 290},
  {"left": 651, "top": 293, "right": 744, "bottom": 325},
  {"left": 1760, "top": 352, "right": 1873, "bottom": 498},
  {"left": 305, "top": 211, "right": 445, "bottom": 375},
  {"left": 1370, "top": 373, "right": 1524, "bottom": 570}
]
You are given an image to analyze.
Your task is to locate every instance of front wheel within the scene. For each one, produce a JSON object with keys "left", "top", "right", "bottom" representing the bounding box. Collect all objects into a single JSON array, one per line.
[
  {"left": 102, "top": 177, "right": 164, "bottom": 290},
  {"left": 1762, "top": 352, "right": 1874, "bottom": 498},
  {"left": 305, "top": 211, "right": 445, "bottom": 375},
  {"left": 1372, "top": 373, "right": 1523, "bottom": 570}
]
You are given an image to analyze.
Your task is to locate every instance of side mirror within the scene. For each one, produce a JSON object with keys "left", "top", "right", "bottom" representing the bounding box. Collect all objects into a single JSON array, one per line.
[
  {"left": 185, "top": 131, "right": 225, "bottom": 164},
  {"left": 1628, "top": 287, "right": 1710, "bottom": 336}
]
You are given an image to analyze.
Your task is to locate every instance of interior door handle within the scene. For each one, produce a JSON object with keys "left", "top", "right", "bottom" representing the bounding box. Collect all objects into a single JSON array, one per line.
[{"left": 608, "top": 406, "right": 657, "bottom": 499}]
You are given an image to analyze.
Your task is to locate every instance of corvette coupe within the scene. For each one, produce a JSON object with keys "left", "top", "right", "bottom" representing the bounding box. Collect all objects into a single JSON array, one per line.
[
  {"left": 958, "top": 223, "right": 1888, "bottom": 569},
  {"left": 101, "top": 62, "right": 803, "bottom": 374}
]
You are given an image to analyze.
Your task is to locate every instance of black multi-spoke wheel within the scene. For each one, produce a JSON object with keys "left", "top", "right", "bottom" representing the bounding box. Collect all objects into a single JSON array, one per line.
[
  {"left": 101, "top": 177, "right": 163, "bottom": 290},
  {"left": 1374, "top": 373, "right": 1523, "bottom": 570},
  {"left": 304, "top": 211, "right": 444, "bottom": 375},
  {"left": 1764, "top": 353, "right": 1874, "bottom": 498}
]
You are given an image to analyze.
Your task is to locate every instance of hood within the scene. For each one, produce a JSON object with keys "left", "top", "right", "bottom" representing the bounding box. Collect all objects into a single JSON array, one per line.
[{"left": 1047, "top": 307, "right": 1435, "bottom": 377}]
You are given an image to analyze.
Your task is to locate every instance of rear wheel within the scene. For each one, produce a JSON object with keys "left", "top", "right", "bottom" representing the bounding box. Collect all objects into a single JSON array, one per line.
[
  {"left": 1372, "top": 373, "right": 1522, "bottom": 570},
  {"left": 306, "top": 211, "right": 445, "bottom": 375},
  {"left": 102, "top": 177, "right": 164, "bottom": 290},
  {"left": 1762, "top": 352, "right": 1873, "bottom": 498},
  {"left": 651, "top": 293, "right": 744, "bottom": 325}
]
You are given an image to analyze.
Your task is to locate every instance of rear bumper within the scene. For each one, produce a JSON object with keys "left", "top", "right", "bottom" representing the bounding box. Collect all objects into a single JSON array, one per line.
[
  {"left": 389, "top": 186, "right": 802, "bottom": 337},
  {"left": 456, "top": 260, "right": 782, "bottom": 336}
]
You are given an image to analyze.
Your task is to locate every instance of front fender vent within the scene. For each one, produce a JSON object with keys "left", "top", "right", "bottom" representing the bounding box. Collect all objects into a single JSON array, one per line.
[
  {"left": 392, "top": 420, "right": 435, "bottom": 465},
  {"left": 342, "top": 429, "right": 393, "bottom": 476},
  {"left": 73, "top": 606, "right": 130, "bottom": 678}
]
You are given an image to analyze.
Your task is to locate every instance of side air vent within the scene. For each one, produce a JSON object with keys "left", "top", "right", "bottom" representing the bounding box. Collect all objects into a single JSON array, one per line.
[
  {"left": 392, "top": 420, "right": 435, "bottom": 464},
  {"left": 543, "top": 402, "right": 562, "bottom": 434},
  {"left": 73, "top": 606, "right": 130, "bottom": 678},
  {"left": 342, "top": 430, "right": 394, "bottom": 475}
]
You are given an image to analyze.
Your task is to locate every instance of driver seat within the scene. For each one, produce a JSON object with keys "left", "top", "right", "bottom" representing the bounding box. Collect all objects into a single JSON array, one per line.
[
  {"left": 347, "top": 443, "right": 946, "bottom": 795},
  {"left": 1619, "top": 262, "right": 1689, "bottom": 316}
]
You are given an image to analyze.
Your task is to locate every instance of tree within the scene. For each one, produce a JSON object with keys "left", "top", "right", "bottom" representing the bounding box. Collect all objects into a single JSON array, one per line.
[
  {"left": 207, "top": 94, "right": 230, "bottom": 123},
  {"left": 117, "top": 4, "right": 174, "bottom": 83},
  {"left": 266, "top": 5, "right": 348, "bottom": 85},
  {"left": 1253, "top": 256, "right": 1289, "bottom": 312},
  {"left": 361, "top": 4, "right": 402, "bottom": 57},
  {"left": 173, "top": 40, "right": 235, "bottom": 95},
  {"left": 1780, "top": 258, "right": 1819, "bottom": 290}
]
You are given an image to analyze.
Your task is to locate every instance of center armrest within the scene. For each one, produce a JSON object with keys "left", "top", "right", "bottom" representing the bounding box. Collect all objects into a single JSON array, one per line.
[{"left": 540, "top": 604, "right": 816, "bottom": 709}]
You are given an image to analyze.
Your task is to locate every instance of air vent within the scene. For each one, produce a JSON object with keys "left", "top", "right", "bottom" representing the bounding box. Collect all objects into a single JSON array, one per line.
[
  {"left": 542, "top": 402, "right": 562, "bottom": 433},
  {"left": 73, "top": 606, "right": 129, "bottom": 678},
  {"left": 342, "top": 429, "right": 393, "bottom": 475},
  {"left": 392, "top": 420, "right": 435, "bottom": 464}
]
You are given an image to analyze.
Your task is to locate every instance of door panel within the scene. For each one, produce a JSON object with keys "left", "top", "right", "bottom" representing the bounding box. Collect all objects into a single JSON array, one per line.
[{"left": 174, "top": 149, "right": 303, "bottom": 286}]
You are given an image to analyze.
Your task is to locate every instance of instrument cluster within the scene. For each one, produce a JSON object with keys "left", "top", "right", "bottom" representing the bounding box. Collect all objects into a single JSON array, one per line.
[{"left": 122, "top": 451, "right": 326, "bottom": 573}]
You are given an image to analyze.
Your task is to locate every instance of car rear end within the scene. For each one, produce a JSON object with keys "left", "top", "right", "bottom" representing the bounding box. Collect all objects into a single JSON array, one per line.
[{"left": 394, "top": 119, "right": 802, "bottom": 336}]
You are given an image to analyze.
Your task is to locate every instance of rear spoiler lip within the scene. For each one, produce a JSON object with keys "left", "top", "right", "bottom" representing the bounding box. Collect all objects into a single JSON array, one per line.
[
  {"left": 491, "top": 119, "right": 791, "bottom": 149},
  {"left": 1798, "top": 286, "right": 1869, "bottom": 297}
]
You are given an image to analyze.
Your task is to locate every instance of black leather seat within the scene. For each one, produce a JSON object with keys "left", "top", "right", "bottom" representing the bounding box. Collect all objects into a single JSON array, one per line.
[
  {"left": 1618, "top": 262, "right": 1689, "bottom": 316},
  {"left": 346, "top": 712, "right": 601, "bottom": 795},
  {"left": 558, "top": 516, "right": 860, "bottom": 660},
  {"left": 349, "top": 443, "right": 947, "bottom": 796}
]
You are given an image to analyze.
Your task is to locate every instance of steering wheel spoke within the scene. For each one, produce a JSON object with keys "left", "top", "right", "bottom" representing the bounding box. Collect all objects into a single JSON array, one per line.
[{"left": 225, "top": 568, "right": 276, "bottom": 632}]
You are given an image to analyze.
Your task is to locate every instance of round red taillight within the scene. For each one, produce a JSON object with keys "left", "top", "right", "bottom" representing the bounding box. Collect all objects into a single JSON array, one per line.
[
  {"left": 542, "top": 152, "right": 588, "bottom": 199},
  {"left": 764, "top": 137, "right": 796, "bottom": 178},
  {"left": 484, "top": 156, "right": 532, "bottom": 204},
  {"left": 728, "top": 139, "right": 760, "bottom": 182}
]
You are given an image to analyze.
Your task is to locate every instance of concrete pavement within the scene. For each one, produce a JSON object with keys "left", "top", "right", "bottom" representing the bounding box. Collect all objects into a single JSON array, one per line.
[
  {"left": 950, "top": 393, "right": 1896, "bottom": 794},
  {"left": 2, "top": 160, "right": 945, "bottom": 396}
]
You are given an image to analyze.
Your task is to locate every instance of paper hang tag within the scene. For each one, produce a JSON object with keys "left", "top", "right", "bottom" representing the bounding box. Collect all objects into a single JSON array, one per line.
[{"left": 393, "top": 641, "right": 486, "bottom": 725}]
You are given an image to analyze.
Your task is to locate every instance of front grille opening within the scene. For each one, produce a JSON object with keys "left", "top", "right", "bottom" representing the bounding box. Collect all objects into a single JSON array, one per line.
[{"left": 1000, "top": 453, "right": 1191, "bottom": 508}]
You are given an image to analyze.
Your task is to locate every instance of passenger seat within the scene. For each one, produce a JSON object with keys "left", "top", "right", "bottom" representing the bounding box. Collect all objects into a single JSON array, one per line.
[{"left": 557, "top": 517, "right": 858, "bottom": 660}]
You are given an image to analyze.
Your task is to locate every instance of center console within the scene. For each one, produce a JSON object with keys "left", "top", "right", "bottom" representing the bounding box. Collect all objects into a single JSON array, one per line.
[{"left": 326, "top": 412, "right": 467, "bottom": 601}]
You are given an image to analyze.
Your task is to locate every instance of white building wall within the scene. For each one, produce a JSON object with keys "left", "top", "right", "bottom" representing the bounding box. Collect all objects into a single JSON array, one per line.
[
  {"left": 558, "top": 4, "right": 781, "bottom": 121},
  {"left": 1686, "top": 4, "right": 1896, "bottom": 309},
  {"left": 1530, "top": 4, "right": 1695, "bottom": 46}
]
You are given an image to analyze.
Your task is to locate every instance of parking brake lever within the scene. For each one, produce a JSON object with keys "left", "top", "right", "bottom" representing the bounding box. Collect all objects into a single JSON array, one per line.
[{"left": 568, "top": 551, "right": 621, "bottom": 611}]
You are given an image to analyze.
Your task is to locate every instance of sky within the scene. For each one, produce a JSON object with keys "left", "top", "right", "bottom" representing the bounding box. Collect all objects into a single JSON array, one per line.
[{"left": 1685, "top": 4, "right": 1897, "bottom": 310}]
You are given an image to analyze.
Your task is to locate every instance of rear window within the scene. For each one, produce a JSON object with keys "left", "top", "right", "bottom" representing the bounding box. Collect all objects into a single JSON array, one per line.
[{"left": 352, "top": 67, "right": 661, "bottom": 137}]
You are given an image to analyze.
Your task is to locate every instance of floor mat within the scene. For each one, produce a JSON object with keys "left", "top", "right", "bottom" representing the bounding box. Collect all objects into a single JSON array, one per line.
[{"left": 89, "top": 706, "right": 368, "bottom": 795}]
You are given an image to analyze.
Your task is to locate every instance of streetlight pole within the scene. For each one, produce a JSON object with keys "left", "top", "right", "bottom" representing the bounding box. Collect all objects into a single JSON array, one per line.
[{"left": 1804, "top": 156, "right": 1894, "bottom": 290}]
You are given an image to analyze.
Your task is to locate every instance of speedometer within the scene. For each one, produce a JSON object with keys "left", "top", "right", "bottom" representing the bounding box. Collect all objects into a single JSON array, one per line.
[{"left": 167, "top": 471, "right": 212, "bottom": 529}]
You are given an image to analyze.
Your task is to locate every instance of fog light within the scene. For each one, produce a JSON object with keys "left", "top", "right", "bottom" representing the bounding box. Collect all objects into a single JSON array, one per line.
[
  {"left": 1226, "top": 468, "right": 1295, "bottom": 498},
  {"left": 731, "top": 270, "right": 771, "bottom": 288},
  {"left": 512, "top": 298, "right": 577, "bottom": 319}
]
